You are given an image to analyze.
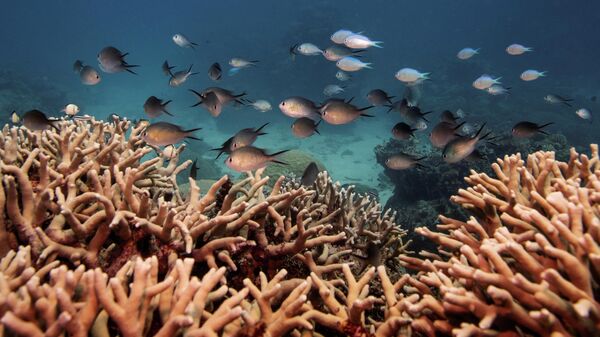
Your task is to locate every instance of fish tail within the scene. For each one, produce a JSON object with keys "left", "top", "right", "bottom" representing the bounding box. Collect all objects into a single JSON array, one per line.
[
  {"left": 474, "top": 122, "right": 487, "bottom": 138},
  {"left": 364, "top": 63, "right": 373, "bottom": 69},
  {"left": 494, "top": 76, "right": 502, "bottom": 83},
  {"left": 372, "top": 41, "right": 384, "bottom": 48},
  {"left": 385, "top": 105, "right": 393, "bottom": 113},
  {"left": 186, "top": 135, "right": 202, "bottom": 141},
  {"left": 474, "top": 48, "right": 481, "bottom": 53},
  {"left": 359, "top": 105, "right": 374, "bottom": 112},
  {"left": 125, "top": 68, "right": 138, "bottom": 75},
  {"left": 271, "top": 160, "right": 288, "bottom": 166},
  {"left": 185, "top": 127, "right": 203, "bottom": 133},
  {"left": 163, "top": 109, "right": 174, "bottom": 117},
  {"left": 255, "top": 122, "right": 269, "bottom": 134},
  {"left": 421, "top": 72, "right": 431, "bottom": 80},
  {"left": 269, "top": 149, "right": 291, "bottom": 160},
  {"left": 187, "top": 64, "right": 194, "bottom": 73},
  {"left": 233, "top": 92, "right": 247, "bottom": 98},
  {"left": 562, "top": 101, "right": 572, "bottom": 107},
  {"left": 539, "top": 71, "right": 548, "bottom": 77},
  {"left": 250, "top": 60, "right": 259, "bottom": 65},
  {"left": 538, "top": 122, "right": 554, "bottom": 130},
  {"left": 189, "top": 89, "right": 203, "bottom": 97},
  {"left": 162, "top": 100, "right": 172, "bottom": 107},
  {"left": 453, "top": 121, "right": 466, "bottom": 130}
]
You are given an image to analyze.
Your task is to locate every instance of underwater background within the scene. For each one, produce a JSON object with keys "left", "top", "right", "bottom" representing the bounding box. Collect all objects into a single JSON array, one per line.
[{"left": 1, "top": 0, "right": 599, "bottom": 224}]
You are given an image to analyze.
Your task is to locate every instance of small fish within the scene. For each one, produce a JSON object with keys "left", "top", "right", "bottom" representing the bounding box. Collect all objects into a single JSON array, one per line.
[
  {"left": 279, "top": 96, "right": 321, "bottom": 120},
  {"left": 61, "top": 103, "right": 80, "bottom": 117},
  {"left": 336, "top": 56, "right": 371, "bottom": 72},
  {"left": 73, "top": 60, "right": 84, "bottom": 73},
  {"left": 331, "top": 29, "right": 356, "bottom": 44},
  {"left": 429, "top": 121, "right": 465, "bottom": 149},
  {"left": 443, "top": 123, "right": 490, "bottom": 163},
  {"left": 249, "top": 99, "right": 272, "bottom": 112},
  {"left": 323, "top": 84, "right": 346, "bottom": 96},
  {"left": 512, "top": 121, "right": 553, "bottom": 138},
  {"left": 80, "top": 65, "right": 101, "bottom": 85},
  {"left": 506, "top": 43, "right": 533, "bottom": 55},
  {"left": 189, "top": 158, "right": 198, "bottom": 180},
  {"left": 142, "top": 122, "right": 201, "bottom": 146},
  {"left": 575, "top": 108, "right": 593, "bottom": 123},
  {"left": 457, "top": 48, "right": 480, "bottom": 60},
  {"left": 208, "top": 62, "right": 222, "bottom": 81},
  {"left": 391, "top": 122, "right": 416, "bottom": 140},
  {"left": 520, "top": 70, "right": 547, "bottom": 81},
  {"left": 473, "top": 74, "right": 501, "bottom": 90},
  {"left": 385, "top": 99, "right": 409, "bottom": 115},
  {"left": 230, "top": 123, "right": 269, "bottom": 150},
  {"left": 343, "top": 34, "right": 383, "bottom": 49},
  {"left": 292, "top": 117, "right": 321, "bottom": 138},
  {"left": 97, "top": 46, "right": 138, "bottom": 74},
  {"left": 300, "top": 162, "right": 321, "bottom": 186},
  {"left": 10, "top": 111, "right": 20, "bottom": 124},
  {"left": 335, "top": 70, "right": 351, "bottom": 81},
  {"left": 225, "top": 146, "right": 289, "bottom": 172},
  {"left": 170, "top": 64, "right": 198, "bottom": 87},
  {"left": 22, "top": 110, "right": 59, "bottom": 131},
  {"left": 144, "top": 96, "right": 173, "bottom": 118},
  {"left": 367, "top": 89, "right": 394, "bottom": 106},
  {"left": 172, "top": 33, "right": 198, "bottom": 49},
  {"left": 190, "top": 90, "right": 223, "bottom": 117},
  {"left": 403, "top": 85, "right": 421, "bottom": 106},
  {"left": 395, "top": 68, "right": 430, "bottom": 84},
  {"left": 200, "top": 87, "right": 247, "bottom": 105},
  {"left": 321, "top": 100, "right": 373, "bottom": 125},
  {"left": 229, "top": 58, "right": 258, "bottom": 68},
  {"left": 403, "top": 106, "right": 432, "bottom": 126},
  {"left": 323, "top": 45, "right": 364, "bottom": 61},
  {"left": 385, "top": 154, "right": 425, "bottom": 170},
  {"left": 295, "top": 43, "right": 323, "bottom": 56},
  {"left": 487, "top": 85, "right": 511, "bottom": 96},
  {"left": 544, "top": 94, "right": 573, "bottom": 107},
  {"left": 162, "top": 60, "right": 175, "bottom": 77},
  {"left": 440, "top": 110, "right": 460, "bottom": 124}
]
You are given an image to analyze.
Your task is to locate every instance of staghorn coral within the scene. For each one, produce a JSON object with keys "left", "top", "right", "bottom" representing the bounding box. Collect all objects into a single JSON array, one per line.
[{"left": 399, "top": 144, "right": 600, "bottom": 336}]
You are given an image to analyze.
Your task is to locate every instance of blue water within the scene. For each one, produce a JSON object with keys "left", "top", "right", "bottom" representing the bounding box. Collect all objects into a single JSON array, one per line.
[{"left": 1, "top": 0, "right": 599, "bottom": 202}]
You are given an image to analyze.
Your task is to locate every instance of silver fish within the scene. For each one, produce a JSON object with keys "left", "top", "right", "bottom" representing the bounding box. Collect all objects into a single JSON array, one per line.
[
  {"left": 169, "top": 64, "right": 197, "bottom": 87},
  {"left": 225, "top": 146, "right": 288, "bottom": 172}
]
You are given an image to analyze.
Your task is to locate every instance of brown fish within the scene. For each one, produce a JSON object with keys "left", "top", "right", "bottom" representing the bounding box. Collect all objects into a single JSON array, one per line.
[
  {"left": 225, "top": 146, "right": 289, "bottom": 172},
  {"left": 300, "top": 162, "right": 321, "bottom": 186},
  {"left": 231, "top": 123, "right": 269, "bottom": 149},
  {"left": 292, "top": 117, "right": 321, "bottom": 138},
  {"left": 443, "top": 123, "right": 490, "bottom": 163},
  {"left": 208, "top": 62, "right": 222, "bottom": 81},
  {"left": 512, "top": 121, "right": 553, "bottom": 138},
  {"left": 201, "top": 87, "right": 246, "bottom": 105},
  {"left": 169, "top": 64, "right": 198, "bottom": 87},
  {"left": 143, "top": 96, "right": 173, "bottom": 118},
  {"left": 391, "top": 122, "right": 416, "bottom": 140},
  {"left": 190, "top": 90, "right": 223, "bottom": 117},
  {"left": 142, "top": 122, "right": 201, "bottom": 146},
  {"left": 162, "top": 60, "right": 175, "bottom": 77},
  {"left": 97, "top": 46, "right": 138, "bottom": 74},
  {"left": 367, "top": 89, "right": 394, "bottom": 106},
  {"left": 429, "top": 121, "right": 465, "bottom": 148},
  {"left": 321, "top": 100, "right": 373, "bottom": 125},
  {"left": 385, "top": 153, "right": 425, "bottom": 170},
  {"left": 22, "top": 110, "right": 59, "bottom": 131},
  {"left": 385, "top": 98, "right": 409, "bottom": 114},
  {"left": 440, "top": 110, "right": 460, "bottom": 124}
]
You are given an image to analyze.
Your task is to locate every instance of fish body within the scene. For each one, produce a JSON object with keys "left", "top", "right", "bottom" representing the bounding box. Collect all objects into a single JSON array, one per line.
[
  {"left": 295, "top": 43, "right": 323, "bottom": 56},
  {"left": 429, "top": 121, "right": 464, "bottom": 148},
  {"left": 279, "top": 96, "right": 320, "bottom": 119},
  {"left": 208, "top": 62, "right": 222, "bottom": 81},
  {"left": 575, "top": 108, "right": 592, "bottom": 123},
  {"left": 343, "top": 34, "right": 383, "bottom": 49},
  {"left": 395, "top": 68, "right": 430, "bottom": 84},
  {"left": 335, "top": 71, "right": 351, "bottom": 81},
  {"left": 189, "top": 159, "right": 198, "bottom": 180},
  {"left": 506, "top": 44, "right": 532, "bottom": 55},
  {"left": 473, "top": 74, "right": 501, "bottom": 90},
  {"left": 544, "top": 94, "right": 573, "bottom": 107},
  {"left": 443, "top": 124, "right": 489, "bottom": 163},
  {"left": 249, "top": 100, "right": 272, "bottom": 112},
  {"left": 457, "top": 48, "right": 480, "bottom": 60},
  {"left": 331, "top": 29, "right": 355, "bottom": 44},
  {"left": 98, "top": 46, "right": 138, "bottom": 74},
  {"left": 512, "top": 121, "right": 553, "bottom": 138},
  {"left": 385, "top": 154, "right": 424, "bottom": 170},
  {"left": 487, "top": 85, "right": 511, "bottom": 96},
  {"left": 321, "top": 100, "right": 373, "bottom": 125},
  {"left": 142, "top": 122, "right": 201, "bottom": 146},
  {"left": 440, "top": 110, "right": 460, "bottom": 124},
  {"left": 336, "top": 56, "right": 371, "bottom": 71},
  {"left": 190, "top": 90, "right": 223, "bottom": 117},
  {"left": 403, "top": 85, "right": 421, "bottom": 106},
  {"left": 62, "top": 104, "right": 80, "bottom": 116},
  {"left": 225, "top": 146, "right": 288, "bottom": 172},
  {"left": 169, "top": 64, "right": 197, "bottom": 87},
  {"left": 292, "top": 117, "right": 320, "bottom": 138},
  {"left": 367, "top": 89, "right": 394, "bottom": 106},
  {"left": 162, "top": 60, "right": 175, "bottom": 77},
  {"left": 144, "top": 96, "right": 173, "bottom": 118},
  {"left": 22, "top": 110, "right": 58, "bottom": 131},
  {"left": 230, "top": 123, "right": 269, "bottom": 150},
  {"left": 520, "top": 70, "right": 547, "bottom": 81},
  {"left": 323, "top": 84, "right": 345, "bottom": 96},
  {"left": 300, "top": 162, "right": 321, "bottom": 186},
  {"left": 80, "top": 65, "right": 101, "bottom": 85},
  {"left": 172, "top": 34, "right": 197, "bottom": 49},
  {"left": 200, "top": 87, "right": 246, "bottom": 105},
  {"left": 391, "top": 122, "right": 415, "bottom": 140},
  {"left": 229, "top": 58, "right": 258, "bottom": 68},
  {"left": 323, "top": 45, "right": 364, "bottom": 61}
]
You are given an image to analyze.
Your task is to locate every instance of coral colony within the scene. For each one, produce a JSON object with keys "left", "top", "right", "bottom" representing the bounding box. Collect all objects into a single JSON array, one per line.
[{"left": 0, "top": 117, "right": 599, "bottom": 336}]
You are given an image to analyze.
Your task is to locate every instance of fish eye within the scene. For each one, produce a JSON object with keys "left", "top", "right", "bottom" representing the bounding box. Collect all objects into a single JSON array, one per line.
[
  {"left": 228, "top": 158, "right": 232, "bottom": 162},
  {"left": 281, "top": 101, "right": 285, "bottom": 106}
]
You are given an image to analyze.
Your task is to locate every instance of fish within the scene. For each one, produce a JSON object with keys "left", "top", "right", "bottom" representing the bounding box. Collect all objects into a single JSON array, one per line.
[
  {"left": 457, "top": 48, "right": 480, "bottom": 60},
  {"left": 336, "top": 56, "right": 372, "bottom": 71},
  {"left": 225, "top": 146, "right": 289, "bottom": 172},
  {"left": 335, "top": 71, "right": 351, "bottom": 81},
  {"left": 144, "top": 96, "right": 173, "bottom": 118},
  {"left": 10, "top": 111, "right": 19, "bottom": 124},
  {"left": 230, "top": 123, "right": 269, "bottom": 150},
  {"left": 440, "top": 110, "right": 460, "bottom": 124},
  {"left": 292, "top": 117, "right": 321, "bottom": 138},
  {"left": 395, "top": 68, "right": 430, "bottom": 84},
  {"left": 279, "top": 96, "right": 321, "bottom": 120},
  {"left": 473, "top": 74, "right": 501, "bottom": 90},
  {"left": 443, "top": 124, "right": 490, "bottom": 163},
  {"left": 211, "top": 136, "right": 234, "bottom": 159},
  {"left": 511, "top": 121, "right": 553, "bottom": 138},
  {"left": 331, "top": 29, "right": 356, "bottom": 44},
  {"left": 323, "top": 45, "right": 365, "bottom": 61},
  {"left": 296, "top": 43, "right": 323, "bottom": 56},
  {"left": 169, "top": 64, "right": 198, "bottom": 87},
  {"left": 97, "top": 46, "right": 138, "bottom": 74},
  {"left": 520, "top": 70, "right": 547, "bottom": 81},
  {"left": 300, "top": 162, "right": 321, "bottom": 186},
  {"left": 403, "top": 85, "right": 421, "bottom": 106},
  {"left": 506, "top": 43, "right": 533, "bottom": 55},
  {"left": 343, "top": 33, "right": 383, "bottom": 49},
  {"left": 229, "top": 58, "right": 258, "bottom": 68},
  {"left": 403, "top": 106, "right": 432, "bottom": 126},
  {"left": 487, "top": 85, "right": 511, "bottom": 96},
  {"left": 134, "top": 118, "right": 150, "bottom": 128},
  {"left": 208, "top": 62, "right": 222, "bottom": 81},
  {"left": 323, "top": 84, "right": 345, "bottom": 96},
  {"left": 429, "top": 121, "right": 465, "bottom": 149},
  {"left": 321, "top": 100, "right": 373, "bottom": 125},
  {"left": 73, "top": 114, "right": 94, "bottom": 122},
  {"left": 162, "top": 60, "right": 175, "bottom": 77},
  {"left": 385, "top": 99, "right": 409, "bottom": 114},
  {"left": 22, "top": 110, "right": 59, "bottom": 131},
  {"left": 544, "top": 94, "right": 573, "bottom": 107},
  {"left": 391, "top": 122, "right": 416, "bottom": 140},
  {"left": 61, "top": 104, "right": 80, "bottom": 117},
  {"left": 172, "top": 33, "right": 198, "bottom": 49},
  {"left": 200, "top": 87, "right": 247, "bottom": 105},
  {"left": 385, "top": 154, "right": 425, "bottom": 170},
  {"left": 80, "top": 65, "right": 101, "bottom": 85},
  {"left": 73, "top": 60, "right": 84, "bottom": 73},
  {"left": 189, "top": 158, "right": 198, "bottom": 180},
  {"left": 142, "top": 122, "right": 201, "bottom": 146},
  {"left": 248, "top": 100, "right": 272, "bottom": 112},
  {"left": 190, "top": 90, "right": 223, "bottom": 117},
  {"left": 575, "top": 108, "right": 593, "bottom": 123},
  {"left": 367, "top": 89, "right": 394, "bottom": 106}
]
